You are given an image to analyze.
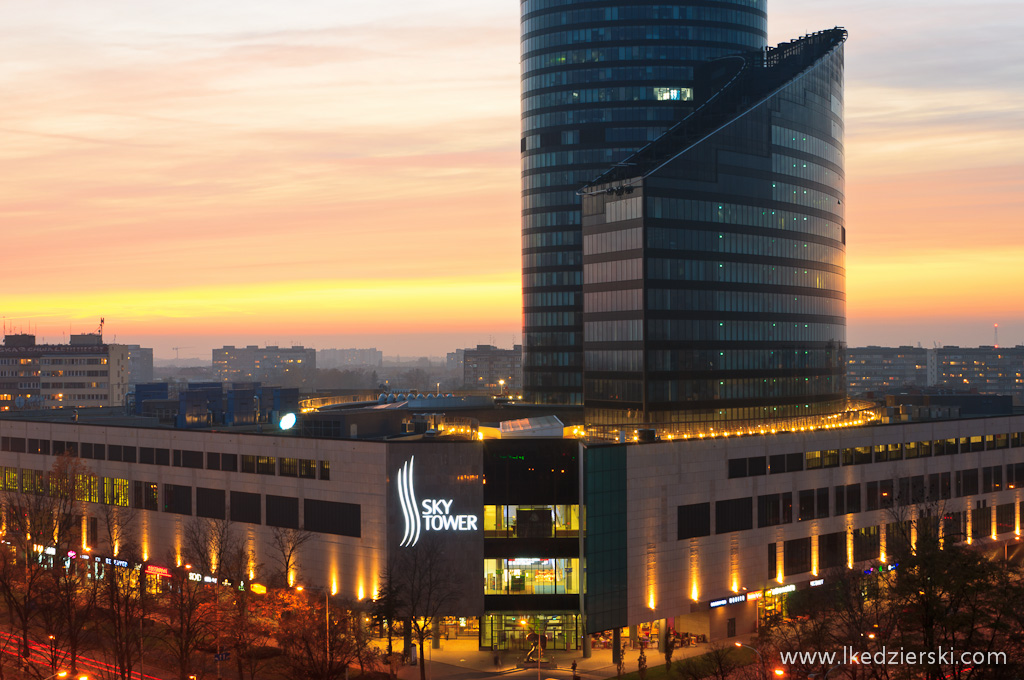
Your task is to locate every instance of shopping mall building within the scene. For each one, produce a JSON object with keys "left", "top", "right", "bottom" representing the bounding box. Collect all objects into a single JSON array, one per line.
[{"left": 2, "top": 411, "right": 1023, "bottom": 650}]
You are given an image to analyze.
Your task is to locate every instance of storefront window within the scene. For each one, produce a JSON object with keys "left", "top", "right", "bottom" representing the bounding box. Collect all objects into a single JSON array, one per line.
[
  {"left": 484, "top": 558, "right": 579, "bottom": 594},
  {"left": 483, "top": 505, "right": 580, "bottom": 538}
]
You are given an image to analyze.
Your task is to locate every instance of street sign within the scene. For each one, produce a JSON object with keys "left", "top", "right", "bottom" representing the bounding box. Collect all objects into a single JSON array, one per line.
[{"left": 214, "top": 652, "right": 231, "bottom": 661}]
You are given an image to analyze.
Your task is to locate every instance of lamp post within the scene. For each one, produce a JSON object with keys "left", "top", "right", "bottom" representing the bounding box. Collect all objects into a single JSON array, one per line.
[{"left": 735, "top": 642, "right": 784, "bottom": 680}]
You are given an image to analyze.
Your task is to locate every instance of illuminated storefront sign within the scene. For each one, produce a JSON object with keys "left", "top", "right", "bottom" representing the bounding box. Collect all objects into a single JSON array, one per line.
[
  {"left": 769, "top": 584, "right": 796, "bottom": 596},
  {"left": 709, "top": 593, "right": 753, "bottom": 608},
  {"left": 145, "top": 565, "right": 172, "bottom": 578},
  {"left": 397, "top": 455, "right": 479, "bottom": 547},
  {"left": 810, "top": 578, "right": 825, "bottom": 587}
]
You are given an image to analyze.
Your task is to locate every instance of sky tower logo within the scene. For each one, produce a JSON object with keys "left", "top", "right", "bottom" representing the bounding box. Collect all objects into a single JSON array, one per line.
[{"left": 397, "top": 456, "right": 479, "bottom": 548}]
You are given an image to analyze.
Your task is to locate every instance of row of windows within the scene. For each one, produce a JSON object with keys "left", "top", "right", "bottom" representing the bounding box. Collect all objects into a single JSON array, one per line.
[
  {"left": 523, "top": 250, "right": 582, "bottom": 268},
  {"left": 771, "top": 126, "right": 843, "bottom": 166},
  {"left": 522, "top": 169, "right": 595, "bottom": 191},
  {"left": 522, "top": 102, "right": 681, "bottom": 136},
  {"left": 648, "top": 348, "right": 843, "bottom": 373},
  {"left": 585, "top": 349, "right": 643, "bottom": 373},
  {"left": 523, "top": 147, "right": 634, "bottom": 171},
  {"left": 775, "top": 89, "right": 844, "bottom": 145},
  {"left": 521, "top": 228, "right": 581, "bottom": 248},
  {"left": 646, "top": 319, "right": 845, "bottom": 343},
  {"left": 0, "top": 437, "right": 330, "bottom": 480},
  {"left": 584, "top": 288, "right": 642, "bottom": 313},
  {"left": 771, "top": 180, "right": 843, "bottom": 213},
  {"left": 523, "top": 270, "right": 582, "bottom": 288},
  {"left": 587, "top": 400, "right": 842, "bottom": 428},
  {"left": 682, "top": 487, "right": 1021, "bottom": 541},
  {"left": 584, "top": 319, "right": 643, "bottom": 343},
  {"left": 523, "top": 331, "right": 580, "bottom": 348},
  {"left": 523, "top": 86, "right": 695, "bottom": 115},
  {"left": 522, "top": 0, "right": 766, "bottom": 16},
  {"left": 522, "top": 189, "right": 581, "bottom": 210},
  {"left": 732, "top": 435, "right": 1024, "bottom": 481},
  {"left": 584, "top": 227, "right": 642, "bottom": 256},
  {"left": 647, "top": 289, "right": 845, "bottom": 317},
  {"left": 523, "top": 350, "right": 578, "bottom": 368},
  {"left": 524, "top": 312, "right": 578, "bottom": 328},
  {"left": 522, "top": 65, "right": 693, "bottom": 94},
  {"left": 583, "top": 257, "right": 641, "bottom": 284},
  {"left": 772, "top": 153, "right": 844, "bottom": 190},
  {"left": 521, "top": 5, "right": 766, "bottom": 36},
  {"left": 523, "top": 369, "right": 582, "bottom": 389},
  {"left": 645, "top": 375, "right": 838, "bottom": 403},
  {"left": 523, "top": 291, "right": 579, "bottom": 309},
  {"left": 647, "top": 259, "right": 844, "bottom": 290},
  {"left": 646, "top": 198, "right": 844, "bottom": 242},
  {"left": 42, "top": 370, "right": 109, "bottom": 378},
  {"left": 41, "top": 382, "right": 107, "bottom": 389},
  {"left": 521, "top": 26, "right": 764, "bottom": 58},
  {"left": 40, "top": 358, "right": 108, "bottom": 366},
  {"left": 647, "top": 228, "right": 845, "bottom": 267}
]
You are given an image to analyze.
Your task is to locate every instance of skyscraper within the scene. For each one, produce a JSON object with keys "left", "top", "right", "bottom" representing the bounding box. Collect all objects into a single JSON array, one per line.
[
  {"left": 580, "top": 28, "right": 848, "bottom": 436},
  {"left": 521, "top": 1, "right": 769, "bottom": 405}
]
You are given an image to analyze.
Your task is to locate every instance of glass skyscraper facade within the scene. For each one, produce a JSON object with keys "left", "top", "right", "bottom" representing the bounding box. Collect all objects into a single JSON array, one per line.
[
  {"left": 521, "top": 0, "right": 769, "bottom": 405},
  {"left": 580, "top": 29, "right": 848, "bottom": 436}
]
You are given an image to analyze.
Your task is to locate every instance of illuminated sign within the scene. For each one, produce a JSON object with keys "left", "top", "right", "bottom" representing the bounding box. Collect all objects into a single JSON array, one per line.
[
  {"left": 746, "top": 591, "right": 762, "bottom": 601},
  {"left": 728, "top": 594, "right": 747, "bottom": 605},
  {"left": 710, "top": 599, "right": 728, "bottom": 608},
  {"left": 810, "top": 579, "right": 825, "bottom": 587},
  {"left": 397, "top": 456, "right": 479, "bottom": 547},
  {"left": 769, "top": 584, "right": 796, "bottom": 596},
  {"left": 146, "top": 565, "right": 172, "bottom": 578}
]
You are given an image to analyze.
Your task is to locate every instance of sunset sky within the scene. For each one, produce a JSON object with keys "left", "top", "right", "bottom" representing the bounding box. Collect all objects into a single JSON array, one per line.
[{"left": 1, "top": 0, "right": 1022, "bottom": 359}]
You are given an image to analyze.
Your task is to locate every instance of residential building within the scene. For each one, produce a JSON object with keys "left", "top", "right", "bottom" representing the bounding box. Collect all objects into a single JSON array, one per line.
[
  {"left": 463, "top": 344, "right": 523, "bottom": 392},
  {"left": 0, "top": 334, "right": 131, "bottom": 410},
  {"left": 847, "top": 346, "right": 1024, "bottom": 399},
  {"left": 318, "top": 348, "right": 383, "bottom": 369},
  {"left": 213, "top": 345, "right": 316, "bottom": 390}
]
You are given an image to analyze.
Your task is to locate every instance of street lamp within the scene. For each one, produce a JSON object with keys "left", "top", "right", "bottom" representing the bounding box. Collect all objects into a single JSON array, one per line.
[
  {"left": 735, "top": 643, "right": 784, "bottom": 680},
  {"left": 40, "top": 672, "right": 68, "bottom": 680}
]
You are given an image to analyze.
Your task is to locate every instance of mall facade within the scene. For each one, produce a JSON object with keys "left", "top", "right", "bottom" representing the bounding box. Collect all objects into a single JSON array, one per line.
[{"left": 2, "top": 413, "right": 1023, "bottom": 648}]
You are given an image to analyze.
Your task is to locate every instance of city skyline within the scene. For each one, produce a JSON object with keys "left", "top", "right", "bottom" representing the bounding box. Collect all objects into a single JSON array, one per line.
[{"left": 2, "top": 0, "right": 1022, "bottom": 358}]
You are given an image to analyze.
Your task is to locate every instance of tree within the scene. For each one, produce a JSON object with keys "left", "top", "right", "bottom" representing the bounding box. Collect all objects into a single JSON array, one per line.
[
  {"left": 385, "top": 538, "right": 460, "bottom": 680},
  {"left": 269, "top": 526, "right": 313, "bottom": 588},
  {"left": 0, "top": 455, "right": 81, "bottom": 670},
  {"left": 96, "top": 504, "right": 148, "bottom": 680},
  {"left": 371, "top": 563, "right": 405, "bottom": 656},
  {"left": 278, "top": 589, "right": 373, "bottom": 680}
]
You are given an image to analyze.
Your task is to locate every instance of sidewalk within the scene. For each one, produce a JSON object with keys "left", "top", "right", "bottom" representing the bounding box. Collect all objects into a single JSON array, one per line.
[{"left": 380, "top": 634, "right": 752, "bottom": 680}]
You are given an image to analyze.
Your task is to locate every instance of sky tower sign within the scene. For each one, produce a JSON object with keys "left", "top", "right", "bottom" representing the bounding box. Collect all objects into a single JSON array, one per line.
[{"left": 397, "top": 455, "right": 479, "bottom": 548}]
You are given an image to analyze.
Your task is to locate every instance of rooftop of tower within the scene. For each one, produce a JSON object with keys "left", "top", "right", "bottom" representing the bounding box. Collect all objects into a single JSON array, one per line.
[{"left": 579, "top": 27, "right": 847, "bottom": 193}]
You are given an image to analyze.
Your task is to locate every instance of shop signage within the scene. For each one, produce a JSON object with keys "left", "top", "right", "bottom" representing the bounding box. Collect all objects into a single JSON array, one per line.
[
  {"left": 769, "top": 584, "right": 796, "bottom": 596},
  {"left": 397, "top": 455, "right": 479, "bottom": 548},
  {"left": 710, "top": 598, "right": 728, "bottom": 608},
  {"left": 810, "top": 578, "right": 825, "bottom": 587}
]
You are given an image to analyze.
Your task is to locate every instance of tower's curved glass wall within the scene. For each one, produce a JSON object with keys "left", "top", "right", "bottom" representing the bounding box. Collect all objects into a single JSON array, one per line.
[
  {"left": 581, "top": 30, "right": 847, "bottom": 436},
  {"left": 521, "top": 0, "right": 768, "bottom": 405}
]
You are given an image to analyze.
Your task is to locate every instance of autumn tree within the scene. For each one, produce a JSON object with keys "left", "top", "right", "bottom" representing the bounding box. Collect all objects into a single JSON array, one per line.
[
  {"left": 278, "top": 589, "right": 372, "bottom": 680},
  {"left": 269, "top": 525, "right": 312, "bottom": 588},
  {"left": 96, "top": 503, "right": 148, "bottom": 680}
]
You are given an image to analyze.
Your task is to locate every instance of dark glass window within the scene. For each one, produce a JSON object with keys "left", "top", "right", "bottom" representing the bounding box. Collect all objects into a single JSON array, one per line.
[
  {"left": 846, "top": 484, "right": 861, "bottom": 513},
  {"left": 767, "top": 543, "right": 777, "bottom": 578},
  {"left": 728, "top": 458, "right": 747, "bottom": 478},
  {"left": 266, "top": 495, "right": 299, "bottom": 529},
  {"left": 230, "top": 491, "right": 261, "bottom": 524},
  {"left": 880, "top": 480, "right": 894, "bottom": 509},
  {"left": 834, "top": 486, "right": 845, "bottom": 515},
  {"left": 121, "top": 446, "right": 136, "bottom": 463},
  {"left": 177, "top": 450, "right": 203, "bottom": 469},
  {"left": 139, "top": 447, "right": 154, "bottom": 465},
  {"left": 971, "top": 507, "right": 991, "bottom": 539},
  {"left": 241, "top": 455, "right": 256, "bottom": 473},
  {"left": 769, "top": 454, "right": 786, "bottom": 474},
  {"left": 196, "top": 488, "right": 226, "bottom": 520},
  {"left": 747, "top": 457, "right": 766, "bottom": 476},
  {"left": 155, "top": 448, "right": 170, "bottom": 466},
  {"left": 996, "top": 503, "right": 1014, "bottom": 534},
  {"left": 305, "top": 499, "right": 360, "bottom": 537},
  {"left": 819, "top": 531, "right": 846, "bottom": 569},
  {"left": 678, "top": 503, "right": 710, "bottom": 539},
  {"left": 866, "top": 481, "right": 879, "bottom": 511},
  {"left": 319, "top": 461, "right": 331, "bottom": 480},
  {"left": 798, "top": 490, "right": 814, "bottom": 522},
  {"left": 299, "top": 459, "right": 317, "bottom": 479},
  {"left": 221, "top": 453, "right": 238, "bottom": 472},
  {"left": 108, "top": 445, "right": 122, "bottom": 462},
  {"left": 133, "top": 481, "right": 158, "bottom": 511},
  {"left": 715, "top": 497, "right": 752, "bottom": 534},
  {"left": 163, "top": 484, "right": 192, "bottom": 515},
  {"left": 853, "top": 526, "right": 879, "bottom": 563},
  {"left": 207, "top": 452, "right": 220, "bottom": 470},
  {"left": 256, "top": 456, "right": 276, "bottom": 475},
  {"left": 816, "top": 487, "right": 829, "bottom": 519},
  {"left": 784, "top": 537, "right": 812, "bottom": 576}
]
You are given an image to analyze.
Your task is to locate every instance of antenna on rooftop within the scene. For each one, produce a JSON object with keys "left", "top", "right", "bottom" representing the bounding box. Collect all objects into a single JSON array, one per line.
[{"left": 994, "top": 323, "right": 999, "bottom": 349}]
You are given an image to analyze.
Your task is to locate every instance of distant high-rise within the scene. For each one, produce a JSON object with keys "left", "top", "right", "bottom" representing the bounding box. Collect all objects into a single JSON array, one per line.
[{"left": 521, "top": 1, "right": 768, "bottom": 405}]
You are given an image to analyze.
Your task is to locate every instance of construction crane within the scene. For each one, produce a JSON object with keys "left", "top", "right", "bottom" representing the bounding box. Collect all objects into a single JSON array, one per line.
[{"left": 171, "top": 346, "right": 193, "bottom": 360}]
